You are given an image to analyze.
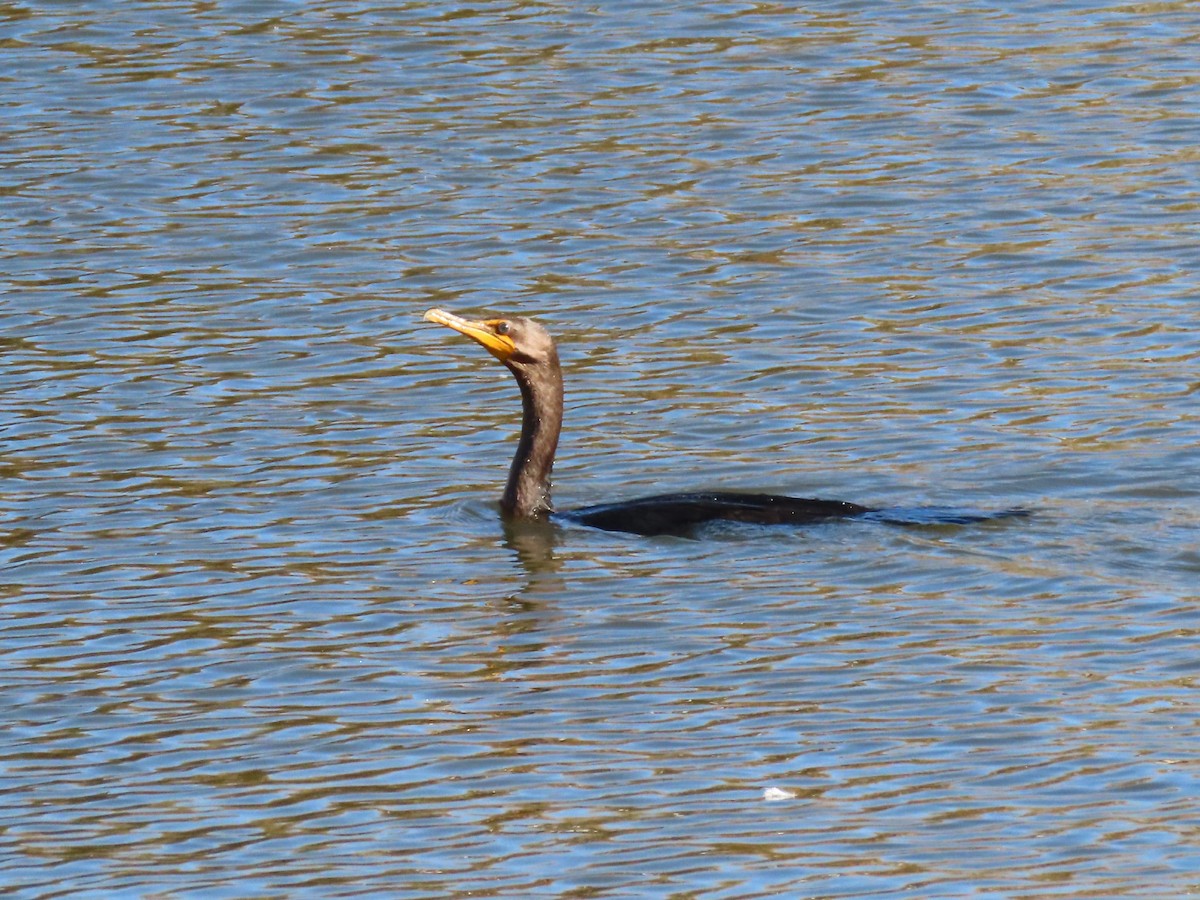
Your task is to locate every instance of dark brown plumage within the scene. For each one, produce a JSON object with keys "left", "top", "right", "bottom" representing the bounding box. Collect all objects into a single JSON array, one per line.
[
  {"left": 422, "top": 308, "right": 886, "bottom": 536},
  {"left": 422, "top": 308, "right": 1026, "bottom": 537}
]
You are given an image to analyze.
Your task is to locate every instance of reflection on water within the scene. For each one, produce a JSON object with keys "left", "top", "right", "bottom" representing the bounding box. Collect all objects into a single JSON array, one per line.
[{"left": 4, "top": 0, "right": 1200, "bottom": 896}]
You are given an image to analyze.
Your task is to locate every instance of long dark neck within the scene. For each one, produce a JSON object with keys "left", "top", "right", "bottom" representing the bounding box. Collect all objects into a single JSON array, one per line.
[{"left": 501, "top": 354, "right": 563, "bottom": 517}]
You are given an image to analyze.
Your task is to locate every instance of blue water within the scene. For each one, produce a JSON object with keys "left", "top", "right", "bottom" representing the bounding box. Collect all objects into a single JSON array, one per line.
[{"left": 3, "top": 1, "right": 1198, "bottom": 896}]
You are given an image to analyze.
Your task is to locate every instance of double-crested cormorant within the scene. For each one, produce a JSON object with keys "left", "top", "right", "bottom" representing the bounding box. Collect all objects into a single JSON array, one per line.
[{"left": 422, "top": 308, "right": 1022, "bottom": 537}]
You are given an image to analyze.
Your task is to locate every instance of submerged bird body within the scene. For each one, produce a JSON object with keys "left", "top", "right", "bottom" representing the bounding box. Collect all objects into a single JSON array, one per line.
[
  {"left": 422, "top": 308, "right": 1023, "bottom": 537},
  {"left": 564, "top": 492, "right": 874, "bottom": 537}
]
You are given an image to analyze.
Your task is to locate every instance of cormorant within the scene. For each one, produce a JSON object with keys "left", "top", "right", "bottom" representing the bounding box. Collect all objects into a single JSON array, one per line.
[{"left": 422, "top": 308, "right": 1023, "bottom": 537}]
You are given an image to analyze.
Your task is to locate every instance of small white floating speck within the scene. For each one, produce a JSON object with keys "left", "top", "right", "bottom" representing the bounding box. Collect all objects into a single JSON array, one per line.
[{"left": 762, "top": 786, "right": 795, "bottom": 802}]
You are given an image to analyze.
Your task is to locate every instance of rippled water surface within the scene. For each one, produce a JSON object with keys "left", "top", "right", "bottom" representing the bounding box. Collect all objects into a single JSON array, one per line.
[{"left": 4, "top": 1, "right": 1200, "bottom": 896}]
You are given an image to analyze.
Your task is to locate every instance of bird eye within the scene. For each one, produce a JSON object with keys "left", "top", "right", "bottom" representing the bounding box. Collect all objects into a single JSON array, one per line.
[{"left": 495, "top": 321, "right": 510, "bottom": 335}]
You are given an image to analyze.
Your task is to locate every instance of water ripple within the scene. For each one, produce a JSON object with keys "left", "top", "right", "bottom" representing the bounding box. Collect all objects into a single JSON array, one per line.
[{"left": 4, "top": 0, "right": 1200, "bottom": 897}]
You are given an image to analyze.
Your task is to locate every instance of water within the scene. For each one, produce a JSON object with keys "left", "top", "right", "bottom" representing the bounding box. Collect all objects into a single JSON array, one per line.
[{"left": 3, "top": 1, "right": 1199, "bottom": 896}]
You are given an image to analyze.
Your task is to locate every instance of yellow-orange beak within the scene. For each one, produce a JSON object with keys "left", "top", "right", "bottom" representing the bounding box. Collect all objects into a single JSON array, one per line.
[{"left": 423, "top": 308, "right": 516, "bottom": 362}]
